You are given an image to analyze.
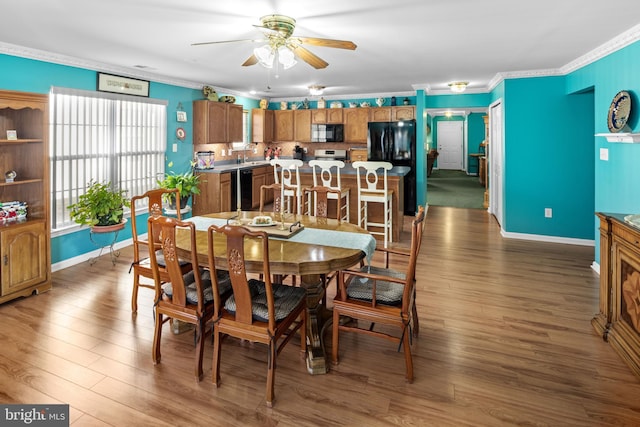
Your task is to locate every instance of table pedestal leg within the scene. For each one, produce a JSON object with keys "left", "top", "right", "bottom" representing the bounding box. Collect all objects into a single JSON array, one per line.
[{"left": 300, "top": 273, "right": 329, "bottom": 375}]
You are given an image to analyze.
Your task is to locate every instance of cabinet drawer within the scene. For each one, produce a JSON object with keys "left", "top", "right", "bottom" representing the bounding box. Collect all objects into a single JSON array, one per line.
[{"left": 350, "top": 149, "right": 368, "bottom": 162}]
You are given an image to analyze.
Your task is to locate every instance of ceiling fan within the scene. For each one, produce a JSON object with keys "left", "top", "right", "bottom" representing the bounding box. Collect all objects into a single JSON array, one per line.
[{"left": 192, "top": 14, "right": 357, "bottom": 69}]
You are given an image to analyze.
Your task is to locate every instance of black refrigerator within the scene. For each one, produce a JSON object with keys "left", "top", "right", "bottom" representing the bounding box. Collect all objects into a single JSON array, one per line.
[{"left": 367, "top": 119, "right": 416, "bottom": 215}]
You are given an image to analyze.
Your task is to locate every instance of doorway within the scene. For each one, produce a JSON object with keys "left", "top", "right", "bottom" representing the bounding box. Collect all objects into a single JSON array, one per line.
[
  {"left": 436, "top": 121, "right": 463, "bottom": 170},
  {"left": 488, "top": 100, "right": 503, "bottom": 227}
]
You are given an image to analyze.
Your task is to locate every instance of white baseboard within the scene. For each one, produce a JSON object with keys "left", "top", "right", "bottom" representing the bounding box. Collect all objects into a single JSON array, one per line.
[{"left": 501, "top": 229, "right": 594, "bottom": 247}]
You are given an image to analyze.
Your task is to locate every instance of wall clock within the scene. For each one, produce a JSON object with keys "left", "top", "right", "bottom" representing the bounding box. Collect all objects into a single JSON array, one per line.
[{"left": 176, "top": 127, "right": 186, "bottom": 140}]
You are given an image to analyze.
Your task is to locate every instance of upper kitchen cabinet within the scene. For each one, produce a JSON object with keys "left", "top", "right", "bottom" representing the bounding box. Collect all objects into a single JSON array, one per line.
[
  {"left": 193, "top": 100, "right": 243, "bottom": 144},
  {"left": 344, "top": 107, "right": 369, "bottom": 143},
  {"left": 392, "top": 106, "right": 415, "bottom": 121},
  {"left": 312, "top": 108, "right": 343, "bottom": 124},
  {"left": 294, "top": 109, "right": 311, "bottom": 142},
  {"left": 274, "top": 110, "right": 294, "bottom": 142},
  {"left": 369, "top": 107, "right": 392, "bottom": 122},
  {"left": 252, "top": 109, "right": 274, "bottom": 143}
]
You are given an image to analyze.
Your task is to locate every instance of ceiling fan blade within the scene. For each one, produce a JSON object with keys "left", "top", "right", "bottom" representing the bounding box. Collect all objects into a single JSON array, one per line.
[
  {"left": 242, "top": 54, "right": 259, "bottom": 67},
  {"left": 289, "top": 45, "right": 328, "bottom": 69},
  {"left": 191, "top": 38, "right": 263, "bottom": 46},
  {"left": 297, "top": 37, "right": 357, "bottom": 50}
]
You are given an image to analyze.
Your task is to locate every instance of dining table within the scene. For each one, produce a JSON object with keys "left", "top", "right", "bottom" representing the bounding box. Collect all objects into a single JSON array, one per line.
[{"left": 174, "top": 210, "right": 377, "bottom": 374}]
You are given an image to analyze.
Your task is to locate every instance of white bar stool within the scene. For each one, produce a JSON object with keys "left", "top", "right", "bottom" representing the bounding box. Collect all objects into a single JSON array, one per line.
[
  {"left": 308, "top": 159, "right": 350, "bottom": 222},
  {"left": 270, "top": 158, "right": 306, "bottom": 214},
  {"left": 352, "top": 161, "right": 393, "bottom": 247}
]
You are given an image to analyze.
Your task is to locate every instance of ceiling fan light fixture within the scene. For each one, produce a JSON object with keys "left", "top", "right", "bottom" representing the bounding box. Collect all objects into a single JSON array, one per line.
[
  {"left": 448, "top": 81, "right": 469, "bottom": 93},
  {"left": 309, "top": 85, "right": 325, "bottom": 96},
  {"left": 254, "top": 45, "right": 275, "bottom": 68},
  {"left": 277, "top": 46, "right": 297, "bottom": 69}
]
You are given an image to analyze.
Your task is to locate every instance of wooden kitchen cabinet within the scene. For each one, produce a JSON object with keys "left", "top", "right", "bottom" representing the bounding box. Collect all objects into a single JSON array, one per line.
[
  {"left": 294, "top": 110, "right": 312, "bottom": 142},
  {"left": 344, "top": 108, "right": 369, "bottom": 143},
  {"left": 369, "top": 107, "right": 392, "bottom": 122},
  {"left": 252, "top": 109, "right": 274, "bottom": 143},
  {"left": 193, "top": 100, "right": 243, "bottom": 144},
  {"left": 274, "top": 110, "right": 294, "bottom": 142},
  {"left": 192, "top": 172, "right": 231, "bottom": 215},
  {"left": 0, "top": 89, "right": 51, "bottom": 304},
  {"left": 251, "top": 166, "right": 269, "bottom": 208},
  {"left": 311, "top": 108, "right": 343, "bottom": 124},
  {"left": 392, "top": 106, "right": 415, "bottom": 121}
]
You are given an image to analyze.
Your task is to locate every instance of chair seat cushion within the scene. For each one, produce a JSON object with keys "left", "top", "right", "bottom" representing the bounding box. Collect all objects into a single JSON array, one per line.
[
  {"left": 346, "top": 265, "right": 406, "bottom": 306},
  {"left": 162, "top": 268, "right": 231, "bottom": 305},
  {"left": 140, "top": 250, "right": 191, "bottom": 269},
  {"left": 224, "top": 279, "right": 306, "bottom": 322}
]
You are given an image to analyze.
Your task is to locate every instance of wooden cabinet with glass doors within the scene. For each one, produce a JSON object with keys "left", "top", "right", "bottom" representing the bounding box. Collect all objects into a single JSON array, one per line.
[{"left": 0, "top": 89, "right": 51, "bottom": 304}]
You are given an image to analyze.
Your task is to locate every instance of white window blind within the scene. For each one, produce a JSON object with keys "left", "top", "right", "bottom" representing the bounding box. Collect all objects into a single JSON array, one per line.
[{"left": 50, "top": 87, "right": 167, "bottom": 231}]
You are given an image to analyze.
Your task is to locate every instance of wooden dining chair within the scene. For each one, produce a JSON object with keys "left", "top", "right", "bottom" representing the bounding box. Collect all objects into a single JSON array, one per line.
[
  {"left": 259, "top": 182, "right": 299, "bottom": 214},
  {"left": 147, "top": 215, "right": 231, "bottom": 381},
  {"left": 303, "top": 185, "right": 342, "bottom": 220},
  {"left": 206, "top": 223, "right": 307, "bottom": 407},
  {"left": 331, "top": 205, "right": 426, "bottom": 382},
  {"left": 129, "top": 188, "right": 192, "bottom": 313}
]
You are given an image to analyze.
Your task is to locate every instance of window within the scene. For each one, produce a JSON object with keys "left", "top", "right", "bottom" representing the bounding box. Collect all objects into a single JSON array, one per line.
[
  {"left": 231, "top": 109, "right": 251, "bottom": 151},
  {"left": 50, "top": 87, "right": 167, "bottom": 231}
]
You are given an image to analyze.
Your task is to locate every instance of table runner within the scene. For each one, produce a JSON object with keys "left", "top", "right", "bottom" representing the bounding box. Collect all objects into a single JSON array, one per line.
[{"left": 186, "top": 216, "right": 376, "bottom": 263}]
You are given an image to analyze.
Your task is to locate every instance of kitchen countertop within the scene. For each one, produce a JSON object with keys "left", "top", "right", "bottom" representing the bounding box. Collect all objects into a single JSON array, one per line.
[{"left": 194, "top": 159, "right": 411, "bottom": 176}]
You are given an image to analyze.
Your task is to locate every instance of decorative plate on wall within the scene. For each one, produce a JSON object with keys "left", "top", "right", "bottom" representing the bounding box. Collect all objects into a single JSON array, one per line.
[{"left": 607, "top": 90, "right": 632, "bottom": 133}]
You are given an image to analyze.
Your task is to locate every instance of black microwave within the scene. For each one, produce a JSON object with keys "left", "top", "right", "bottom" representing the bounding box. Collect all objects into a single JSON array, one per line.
[{"left": 311, "top": 124, "right": 344, "bottom": 142}]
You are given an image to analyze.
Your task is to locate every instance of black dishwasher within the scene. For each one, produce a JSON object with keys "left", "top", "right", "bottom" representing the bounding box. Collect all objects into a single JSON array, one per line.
[{"left": 230, "top": 169, "right": 253, "bottom": 210}]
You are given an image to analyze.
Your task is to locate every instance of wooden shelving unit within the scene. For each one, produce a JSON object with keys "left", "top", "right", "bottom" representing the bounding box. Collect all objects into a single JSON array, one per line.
[{"left": 0, "top": 89, "right": 51, "bottom": 304}]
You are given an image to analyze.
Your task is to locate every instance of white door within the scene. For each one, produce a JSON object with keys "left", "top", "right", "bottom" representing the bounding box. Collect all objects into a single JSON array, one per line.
[
  {"left": 488, "top": 100, "right": 503, "bottom": 226},
  {"left": 436, "top": 121, "right": 463, "bottom": 170}
]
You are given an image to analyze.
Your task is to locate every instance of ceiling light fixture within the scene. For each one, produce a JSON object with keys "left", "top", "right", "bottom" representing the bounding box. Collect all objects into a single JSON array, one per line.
[
  {"left": 308, "top": 85, "right": 325, "bottom": 96},
  {"left": 253, "top": 44, "right": 297, "bottom": 70},
  {"left": 448, "top": 81, "right": 469, "bottom": 93}
]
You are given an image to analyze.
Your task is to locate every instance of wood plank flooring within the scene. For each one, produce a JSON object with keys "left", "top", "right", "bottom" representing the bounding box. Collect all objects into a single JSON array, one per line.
[{"left": 2, "top": 206, "right": 640, "bottom": 426}]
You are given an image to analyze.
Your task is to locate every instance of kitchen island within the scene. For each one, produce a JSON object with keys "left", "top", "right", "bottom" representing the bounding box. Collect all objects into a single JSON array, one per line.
[{"left": 193, "top": 159, "right": 410, "bottom": 242}]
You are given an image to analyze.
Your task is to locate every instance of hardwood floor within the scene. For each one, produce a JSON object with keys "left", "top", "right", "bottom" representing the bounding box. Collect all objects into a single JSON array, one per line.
[{"left": 3, "top": 206, "right": 640, "bottom": 426}]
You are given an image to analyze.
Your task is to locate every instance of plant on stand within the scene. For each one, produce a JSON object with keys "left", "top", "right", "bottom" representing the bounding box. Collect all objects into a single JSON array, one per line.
[
  {"left": 68, "top": 180, "right": 130, "bottom": 231},
  {"left": 157, "top": 171, "right": 201, "bottom": 209}
]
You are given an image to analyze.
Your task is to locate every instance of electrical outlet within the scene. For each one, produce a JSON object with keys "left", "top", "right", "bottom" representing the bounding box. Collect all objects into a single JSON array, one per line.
[
  {"left": 172, "top": 143, "right": 177, "bottom": 153},
  {"left": 221, "top": 149, "right": 225, "bottom": 156},
  {"left": 253, "top": 147, "right": 258, "bottom": 154},
  {"left": 545, "top": 208, "right": 552, "bottom": 218},
  {"left": 303, "top": 147, "right": 308, "bottom": 153}
]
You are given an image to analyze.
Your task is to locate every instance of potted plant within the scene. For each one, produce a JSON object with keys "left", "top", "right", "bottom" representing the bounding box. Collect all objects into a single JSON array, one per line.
[
  {"left": 157, "top": 171, "right": 201, "bottom": 209},
  {"left": 68, "top": 180, "right": 130, "bottom": 231}
]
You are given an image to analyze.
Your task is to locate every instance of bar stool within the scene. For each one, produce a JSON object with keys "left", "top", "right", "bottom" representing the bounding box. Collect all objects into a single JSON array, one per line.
[
  {"left": 352, "top": 161, "right": 394, "bottom": 247},
  {"left": 308, "top": 159, "right": 350, "bottom": 222},
  {"left": 270, "top": 159, "right": 307, "bottom": 214}
]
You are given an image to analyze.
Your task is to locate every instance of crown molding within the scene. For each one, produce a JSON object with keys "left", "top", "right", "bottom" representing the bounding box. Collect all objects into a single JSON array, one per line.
[
  {"left": 561, "top": 23, "right": 640, "bottom": 74},
  {"left": 0, "top": 41, "right": 257, "bottom": 99}
]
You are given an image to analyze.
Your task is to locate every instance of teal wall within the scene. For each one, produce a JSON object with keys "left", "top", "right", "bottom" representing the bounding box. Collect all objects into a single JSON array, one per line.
[
  {"left": 0, "top": 54, "right": 258, "bottom": 264},
  {"left": 566, "top": 39, "right": 640, "bottom": 260},
  {"left": 502, "top": 76, "right": 594, "bottom": 239}
]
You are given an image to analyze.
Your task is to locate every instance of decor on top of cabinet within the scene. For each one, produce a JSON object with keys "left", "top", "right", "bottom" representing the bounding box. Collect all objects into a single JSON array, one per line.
[
  {"left": 376, "top": 97, "right": 385, "bottom": 107},
  {"left": 317, "top": 97, "right": 326, "bottom": 109},
  {"left": 260, "top": 98, "right": 268, "bottom": 109},
  {"left": 157, "top": 171, "right": 201, "bottom": 209},
  {"left": 219, "top": 95, "right": 236, "bottom": 103},
  {"left": 403, "top": 97, "right": 410, "bottom": 105},
  {"left": 203, "top": 86, "right": 218, "bottom": 101},
  {"left": 68, "top": 180, "right": 130, "bottom": 229}
]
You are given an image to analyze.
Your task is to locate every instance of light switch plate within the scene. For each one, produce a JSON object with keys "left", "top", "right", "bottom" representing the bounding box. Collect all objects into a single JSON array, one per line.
[
  {"left": 172, "top": 143, "right": 177, "bottom": 153},
  {"left": 600, "top": 148, "right": 609, "bottom": 161}
]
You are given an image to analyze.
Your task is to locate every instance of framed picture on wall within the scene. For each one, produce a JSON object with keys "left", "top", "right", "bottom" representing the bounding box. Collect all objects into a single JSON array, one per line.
[
  {"left": 6, "top": 130, "right": 17, "bottom": 140},
  {"left": 97, "top": 73, "right": 150, "bottom": 97},
  {"left": 176, "top": 111, "right": 187, "bottom": 122}
]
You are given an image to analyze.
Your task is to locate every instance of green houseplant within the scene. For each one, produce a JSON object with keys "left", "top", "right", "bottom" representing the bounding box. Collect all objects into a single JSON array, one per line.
[
  {"left": 68, "top": 180, "right": 130, "bottom": 230},
  {"left": 157, "top": 171, "right": 201, "bottom": 209}
]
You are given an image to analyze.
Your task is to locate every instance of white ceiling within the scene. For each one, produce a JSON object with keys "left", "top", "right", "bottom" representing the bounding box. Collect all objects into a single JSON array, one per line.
[{"left": 2, "top": 1, "right": 640, "bottom": 99}]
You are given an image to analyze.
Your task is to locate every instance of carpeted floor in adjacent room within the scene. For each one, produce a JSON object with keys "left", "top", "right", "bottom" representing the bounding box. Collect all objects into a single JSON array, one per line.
[{"left": 427, "top": 169, "right": 485, "bottom": 209}]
